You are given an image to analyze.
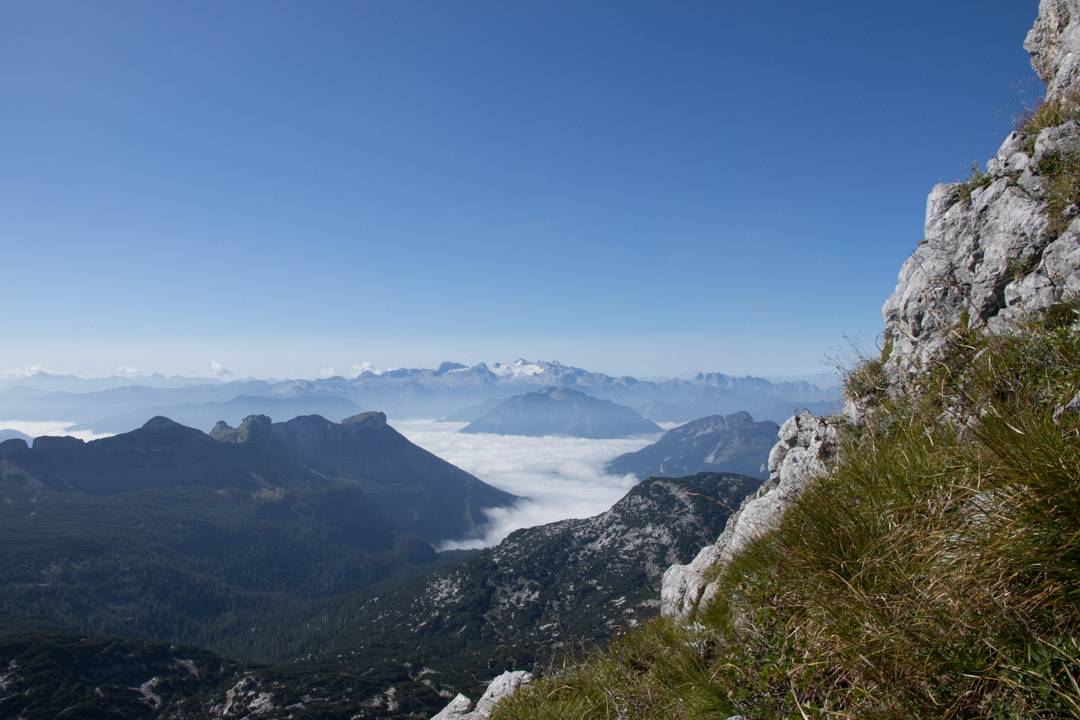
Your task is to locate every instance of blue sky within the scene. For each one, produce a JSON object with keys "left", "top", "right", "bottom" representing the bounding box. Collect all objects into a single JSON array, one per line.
[{"left": 1, "top": 1, "right": 1042, "bottom": 379}]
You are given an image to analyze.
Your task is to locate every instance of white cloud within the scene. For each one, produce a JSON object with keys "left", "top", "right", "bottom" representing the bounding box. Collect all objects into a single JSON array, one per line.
[
  {"left": 114, "top": 366, "right": 145, "bottom": 378},
  {"left": 0, "top": 419, "right": 111, "bottom": 442},
  {"left": 350, "top": 361, "right": 386, "bottom": 376},
  {"left": 320, "top": 367, "right": 337, "bottom": 378},
  {"left": 394, "top": 420, "right": 658, "bottom": 550},
  {"left": 208, "top": 360, "right": 233, "bottom": 378},
  {"left": 1, "top": 364, "right": 55, "bottom": 379}
]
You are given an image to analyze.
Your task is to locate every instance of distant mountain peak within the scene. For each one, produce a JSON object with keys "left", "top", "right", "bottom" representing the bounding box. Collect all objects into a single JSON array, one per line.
[
  {"left": 462, "top": 385, "right": 661, "bottom": 438},
  {"left": 608, "top": 412, "right": 778, "bottom": 480},
  {"left": 536, "top": 385, "right": 574, "bottom": 397},
  {"left": 342, "top": 411, "right": 386, "bottom": 427},
  {"left": 141, "top": 415, "right": 186, "bottom": 432},
  {"left": 435, "top": 361, "right": 467, "bottom": 375},
  {"left": 210, "top": 414, "right": 273, "bottom": 443}
]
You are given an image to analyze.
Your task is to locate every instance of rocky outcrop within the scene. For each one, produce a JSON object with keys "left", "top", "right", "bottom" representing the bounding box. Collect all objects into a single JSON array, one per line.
[
  {"left": 431, "top": 671, "right": 532, "bottom": 720},
  {"left": 661, "top": 413, "right": 838, "bottom": 619},
  {"left": 1026, "top": 0, "right": 1080, "bottom": 100},
  {"left": 883, "top": 0, "right": 1080, "bottom": 387},
  {"left": 881, "top": 135, "right": 1079, "bottom": 385}
]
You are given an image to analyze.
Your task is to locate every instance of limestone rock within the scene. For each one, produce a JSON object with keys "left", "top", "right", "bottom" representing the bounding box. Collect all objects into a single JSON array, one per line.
[
  {"left": 1025, "top": 0, "right": 1080, "bottom": 101},
  {"left": 880, "top": 0, "right": 1080, "bottom": 388},
  {"left": 431, "top": 671, "right": 532, "bottom": 720},
  {"left": 431, "top": 694, "right": 472, "bottom": 719},
  {"left": 1054, "top": 389, "right": 1080, "bottom": 422},
  {"left": 661, "top": 413, "right": 838, "bottom": 619}
]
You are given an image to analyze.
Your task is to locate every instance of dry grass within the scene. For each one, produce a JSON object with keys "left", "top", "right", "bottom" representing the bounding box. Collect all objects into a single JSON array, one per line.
[
  {"left": 1016, "top": 93, "right": 1080, "bottom": 155},
  {"left": 494, "top": 314, "right": 1080, "bottom": 720},
  {"left": 956, "top": 163, "right": 995, "bottom": 205},
  {"left": 1038, "top": 150, "right": 1080, "bottom": 239}
]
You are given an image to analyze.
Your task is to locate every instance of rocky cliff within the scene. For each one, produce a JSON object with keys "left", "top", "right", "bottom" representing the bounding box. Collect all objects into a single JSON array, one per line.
[
  {"left": 883, "top": 0, "right": 1080, "bottom": 387},
  {"left": 662, "top": 0, "right": 1080, "bottom": 620}
]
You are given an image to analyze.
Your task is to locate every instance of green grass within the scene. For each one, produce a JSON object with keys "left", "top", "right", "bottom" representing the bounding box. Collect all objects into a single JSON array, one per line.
[
  {"left": 1017, "top": 93, "right": 1080, "bottom": 155},
  {"left": 494, "top": 313, "right": 1080, "bottom": 720},
  {"left": 1014, "top": 93, "right": 1080, "bottom": 239},
  {"left": 957, "top": 163, "right": 995, "bottom": 204},
  {"left": 953, "top": 95, "right": 1080, "bottom": 237},
  {"left": 1038, "top": 150, "right": 1080, "bottom": 239}
]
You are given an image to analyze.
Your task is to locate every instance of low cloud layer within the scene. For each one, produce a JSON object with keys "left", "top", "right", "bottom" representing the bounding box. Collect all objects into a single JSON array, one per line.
[
  {"left": 396, "top": 420, "right": 659, "bottom": 550},
  {"left": 0, "top": 365, "right": 55, "bottom": 379},
  {"left": 0, "top": 420, "right": 111, "bottom": 442},
  {"left": 208, "top": 360, "right": 232, "bottom": 378}
]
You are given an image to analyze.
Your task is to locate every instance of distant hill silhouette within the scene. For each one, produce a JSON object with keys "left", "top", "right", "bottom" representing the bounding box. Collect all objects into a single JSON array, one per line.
[
  {"left": 607, "top": 412, "right": 778, "bottom": 480},
  {"left": 461, "top": 386, "right": 662, "bottom": 438}
]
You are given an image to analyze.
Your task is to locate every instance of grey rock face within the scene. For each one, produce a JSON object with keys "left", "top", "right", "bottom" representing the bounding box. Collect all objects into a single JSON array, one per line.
[
  {"left": 1026, "top": 0, "right": 1080, "bottom": 101},
  {"left": 431, "top": 671, "right": 533, "bottom": 720},
  {"left": 661, "top": 413, "right": 838, "bottom": 619},
  {"left": 882, "top": 0, "right": 1080, "bottom": 387}
]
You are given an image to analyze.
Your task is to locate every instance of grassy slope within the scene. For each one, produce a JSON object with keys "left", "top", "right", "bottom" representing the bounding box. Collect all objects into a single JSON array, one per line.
[{"left": 494, "top": 309, "right": 1080, "bottom": 719}]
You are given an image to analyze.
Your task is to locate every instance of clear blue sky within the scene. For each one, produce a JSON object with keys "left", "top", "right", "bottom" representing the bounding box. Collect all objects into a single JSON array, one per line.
[{"left": 1, "top": 1, "right": 1042, "bottom": 379}]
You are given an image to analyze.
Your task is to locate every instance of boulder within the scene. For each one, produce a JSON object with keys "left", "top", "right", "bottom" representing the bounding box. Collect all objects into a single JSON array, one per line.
[{"left": 431, "top": 671, "right": 532, "bottom": 720}]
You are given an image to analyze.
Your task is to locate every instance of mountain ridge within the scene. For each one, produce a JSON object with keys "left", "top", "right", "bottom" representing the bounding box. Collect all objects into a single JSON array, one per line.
[
  {"left": 461, "top": 386, "right": 662, "bottom": 438},
  {"left": 0, "top": 359, "right": 840, "bottom": 434},
  {"left": 607, "top": 412, "right": 778, "bottom": 480}
]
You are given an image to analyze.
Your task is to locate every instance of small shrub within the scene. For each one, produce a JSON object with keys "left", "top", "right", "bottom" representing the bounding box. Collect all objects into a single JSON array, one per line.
[{"left": 844, "top": 357, "right": 887, "bottom": 405}]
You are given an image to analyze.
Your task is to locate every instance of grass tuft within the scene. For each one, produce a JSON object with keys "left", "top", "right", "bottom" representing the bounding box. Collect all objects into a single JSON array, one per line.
[
  {"left": 1037, "top": 151, "right": 1080, "bottom": 239},
  {"left": 1017, "top": 93, "right": 1080, "bottom": 155},
  {"left": 957, "top": 163, "right": 994, "bottom": 205}
]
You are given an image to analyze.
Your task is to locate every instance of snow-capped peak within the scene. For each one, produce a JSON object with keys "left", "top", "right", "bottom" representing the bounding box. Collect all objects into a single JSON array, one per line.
[{"left": 491, "top": 359, "right": 550, "bottom": 378}]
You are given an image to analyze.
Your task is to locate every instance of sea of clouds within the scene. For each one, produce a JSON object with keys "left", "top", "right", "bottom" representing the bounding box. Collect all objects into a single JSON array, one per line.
[
  {"left": 0, "top": 419, "right": 110, "bottom": 442},
  {"left": 396, "top": 419, "right": 663, "bottom": 550}
]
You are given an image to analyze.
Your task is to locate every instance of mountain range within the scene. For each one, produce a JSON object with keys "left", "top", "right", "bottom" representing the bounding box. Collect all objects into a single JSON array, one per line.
[
  {"left": 0, "top": 358, "right": 839, "bottom": 435},
  {"left": 0, "top": 472, "right": 762, "bottom": 719},
  {"left": 0, "top": 412, "right": 515, "bottom": 659}
]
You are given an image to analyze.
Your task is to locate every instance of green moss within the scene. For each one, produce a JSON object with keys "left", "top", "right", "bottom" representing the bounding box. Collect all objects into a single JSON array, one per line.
[{"left": 495, "top": 322, "right": 1080, "bottom": 720}]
